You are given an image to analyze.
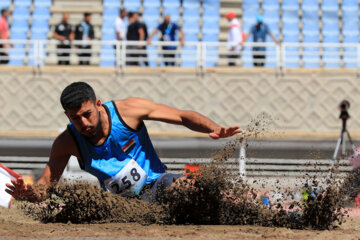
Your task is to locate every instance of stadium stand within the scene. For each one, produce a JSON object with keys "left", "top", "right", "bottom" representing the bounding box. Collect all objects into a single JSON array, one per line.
[{"left": 1, "top": 0, "right": 359, "bottom": 68}]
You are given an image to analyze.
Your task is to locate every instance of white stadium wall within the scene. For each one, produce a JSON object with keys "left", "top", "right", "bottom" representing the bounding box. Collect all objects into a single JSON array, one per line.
[{"left": 0, "top": 67, "right": 360, "bottom": 137}]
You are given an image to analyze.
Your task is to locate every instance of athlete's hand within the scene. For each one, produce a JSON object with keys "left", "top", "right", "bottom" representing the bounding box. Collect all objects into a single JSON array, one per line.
[
  {"left": 5, "top": 178, "right": 37, "bottom": 201},
  {"left": 209, "top": 126, "right": 242, "bottom": 139}
]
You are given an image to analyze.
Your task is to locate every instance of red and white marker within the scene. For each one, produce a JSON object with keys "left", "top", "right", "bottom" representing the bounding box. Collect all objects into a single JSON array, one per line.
[{"left": 0, "top": 163, "right": 21, "bottom": 208}]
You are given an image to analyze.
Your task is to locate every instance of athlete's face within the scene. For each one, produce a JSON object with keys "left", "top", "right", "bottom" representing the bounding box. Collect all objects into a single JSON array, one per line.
[{"left": 65, "top": 100, "right": 102, "bottom": 137}]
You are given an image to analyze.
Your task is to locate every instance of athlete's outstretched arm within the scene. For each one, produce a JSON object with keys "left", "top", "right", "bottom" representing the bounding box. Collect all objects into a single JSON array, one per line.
[
  {"left": 5, "top": 131, "right": 75, "bottom": 202},
  {"left": 120, "top": 98, "right": 241, "bottom": 139}
]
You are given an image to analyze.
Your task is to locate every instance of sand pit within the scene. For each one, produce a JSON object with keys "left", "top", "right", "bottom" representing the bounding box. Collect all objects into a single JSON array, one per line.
[
  {"left": 2, "top": 115, "right": 360, "bottom": 239},
  {"left": 0, "top": 205, "right": 360, "bottom": 240}
]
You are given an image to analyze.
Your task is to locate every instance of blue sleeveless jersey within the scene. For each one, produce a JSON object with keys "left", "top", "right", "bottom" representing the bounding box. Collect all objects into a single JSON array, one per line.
[{"left": 67, "top": 101, "right": 167, "bottom": 189}]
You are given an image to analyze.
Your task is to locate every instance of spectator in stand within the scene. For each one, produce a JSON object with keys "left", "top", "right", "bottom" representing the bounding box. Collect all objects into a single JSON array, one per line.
[
  {"left": 224, "top": 11, "right": 242, "bottom": 66},
  {"left": 115, "top": 8, "right": 127, "bottom": 41},
  {"left": 138, "top": 13, "right": 149, "bottom": 66},
  {"left": 243, "top": 14, "right": 279, "bottom": 67},
  {"left": 53, "top": 13, "right": 74, "bottom": 65},
  {"left": 0, "top": 9, "right": 11, "bottom": 64},
  {"left": 147, "top": 15, "right": 184, "bottom": 66},
  {"left": 74, "top": 12, "right": 95, "bottom": 65},
  {"left": 126, "top": 12, "right": 145, "bottom": 66}
]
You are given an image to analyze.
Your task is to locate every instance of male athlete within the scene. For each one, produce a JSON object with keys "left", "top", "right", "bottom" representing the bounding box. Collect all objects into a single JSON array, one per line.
[{"left": 6, "top": 82, "right": 241, "bottom": 202}]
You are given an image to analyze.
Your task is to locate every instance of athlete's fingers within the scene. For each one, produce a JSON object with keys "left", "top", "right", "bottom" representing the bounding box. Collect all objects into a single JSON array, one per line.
[
  {"left": 5, "top": 183, "right": 16, "bottom": 192},
  {"left": 5, "top": 188, "right": 14, "bottom": 195}
]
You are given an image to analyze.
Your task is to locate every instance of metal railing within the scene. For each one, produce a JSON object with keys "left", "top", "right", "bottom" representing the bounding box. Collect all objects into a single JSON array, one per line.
[{"left": 0, "top": 39, "right": 360, "bottom": 72}]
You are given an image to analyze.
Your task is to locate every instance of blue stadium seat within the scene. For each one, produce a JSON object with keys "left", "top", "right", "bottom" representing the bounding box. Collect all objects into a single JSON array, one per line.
[
  {"left": 343, "top": 32, "right": 358, "bottom": 43},
  {"left": 100, "top": 56, "right": 115, "bottom": 67},
  {"left": 102, "top": 31, "right": 116, "bottom": 41},
  {"left": 243, "top": 0, "right": 258, "bottom": 7},
  {"left": 124, "top": 0, "right": 141, "bottom": 12},
  {"left": 243, "top": 18, "right": 255, "bottom": 33},
  {"left": 143, "top": 15, "right": 159, "bottom": 27},
  {"left": 34, "top": 0, "right": 51, "bottom": 7},
  {"left": 242, "top": 7, "right": 259, "bottom": 20},
  {"left": 103, "top": 0, "right": 122, "bottom": 8},
  {"left": 146, "top": 21, "right": 158, "bottom": 35},
  {"left": 303, "top": 19, "right": 319, "bottom": 34},
  {"left": 342, "top": 0, "right": 358, "bottom": 8},
  {"left": 9, "top": 48, "right": 26, "bottom": 66},
  {"left": 204, "top": 45, "right": 218, "bottom": 67},
  {"left": 203, "top": 0, "right": 220, "bottom": 8},
  {"left": 146, "top": 45, "right": 158, "bottom": 67},
  {"left": 283, "top": 32, "right": 299, "bottom": 42},
  {"left": 263, "top": 5, "right": 279, "bottom": 21},
  {"left": 322, "top": 32, "right": 340, "bottom": 67},
  {"left": 302, "top": 19, "right": 318, "bottom": 35},
  {"left": 143, "top": 0, "right": 161, "bottom": 8},
  {"left": 284, "top": 46, "right": 300, "bottom": 68},
  {"left": 282, "top": 8, "right": 298, "bottom": 20},
  {"left": 303, "top": 32, "right": 318, "bottom": 43},
  {"left": 322, "top": 0, "right": 338, "bottom": 11},
  {"left": 241, "top": 46, "right": 253, "bottom": 68},
  {"left": 30, "top": 32, "right": 47, "bottom": 40},
  {"left": 163, "top": 7, "right": 179, "bottom": 19},
  {"left": 302, "top": 8, "right": 318, "bottom": 20},
  {"left": 163, "top": 0, "right": 180, "bottom": 8},
  {"left": 202, "top": 33, "right": 218, "bottom": 42},
  {"left": 185, "top": 33, "right": 198, "bottom": 42},
  {"left": 31, "top": 20, "right": 48, "bottom": 33},
  {"left": 100, "top": 45, "right": 115, "bottom": 67},
  {"left": 302, "top": 0, "right": 318, "bottom": 10},
  {"left": 33, "top": 6, "right": 50, "bottom": 19},
  {"left": 11, "top": 18, "right": 28, "bottom": 28},
  {"left": 203, "top": 6, "right": 219, "bottom": 19},
  {"left": 10, "top": 32, "right": 27, "bottom": 40},
  {"left": 12, "top": 7, "right": 30, "bottom": 20},
  {"left": 183, "top": 7, "right": 199, "bottom": 20},
  {"left": 202, "top": 18, "right": 219, "bottom": 34},
  {"left": 343, "top": 20, "right": 358, "bottom": 36},
  {"left": 143, "top": 7, "right": 159, "bottom": 17},
  {"left": 263, "top": 0, "right": 279, "bottom": 6},
  {"left": 182, "top": 19, "right": 199, "bottom": 34},
  {"left": 265, "top": 19, "right": 279, "bottom": 38},
  {"left": 342, "top": 7, "right": 358, "bottom": 21},
  {"left": 103, "top": 6, "right": 120, "bottom": 17},
  {"left": 183, "top": 0, "right": 200, "bottom": 8},
  {"left": 0, "top": 0, "right": 11, "bottom": 9},
  {"left": 284, "top": 33, "right": 300, "bottom": 68},
  {"left": 102, "top": 16, "right": 116, "bottom": 29},
  {"left": 282, "top": 0, "right": 298, "bottom": 11},
  {"left": 282, "top": 18, "right": 299, "bottom": 35},
  {"left": 322, "top": 18, "right": 339, "bottom": 35},
  {"left": 343, "top": 45, "right": 357, "bottom": 68},
  {"left": 323, "top": 45, "right": 340, "bottom": 67},
  {"left": 14, "top": 0, "right": 32, "bottom": 8},
  {"left": 165, "top": 13, "right": 179, "bottom": 24},
  {"left": 11, "top": 27, "right": 28, "bottom": 35},
  {"left": 323, "top": 32, "right": 339, "bottom": 43},
  {"left": 181, "top": 45, "right": 197, "bottom": 67},
  {"left": 302, "top": 33, "right": 320, "bottom": 68}
]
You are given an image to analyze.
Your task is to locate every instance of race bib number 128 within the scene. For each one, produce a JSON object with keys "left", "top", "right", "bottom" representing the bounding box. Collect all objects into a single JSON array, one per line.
[{"left": 104, "top": 159, "right": 147, "bottom": 197}]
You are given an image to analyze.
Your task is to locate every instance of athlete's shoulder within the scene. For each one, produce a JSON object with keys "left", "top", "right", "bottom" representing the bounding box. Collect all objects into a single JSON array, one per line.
[{"left": 114, "top": 97, "right": 152, "bottom": 109}]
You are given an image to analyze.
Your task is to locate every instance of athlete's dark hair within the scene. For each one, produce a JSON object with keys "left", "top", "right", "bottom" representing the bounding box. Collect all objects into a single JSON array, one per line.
[
  {"left": 60, "top": 82, "right": 96, "bottom": 110},
  {"left": 84, "top": 12, "right": 91, "bottom": 17}
]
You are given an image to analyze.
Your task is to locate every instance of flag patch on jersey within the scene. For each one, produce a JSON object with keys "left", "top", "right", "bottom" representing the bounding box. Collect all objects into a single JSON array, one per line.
[{"left": 122, "top": 139, "right": 136, "bottom": 153}]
